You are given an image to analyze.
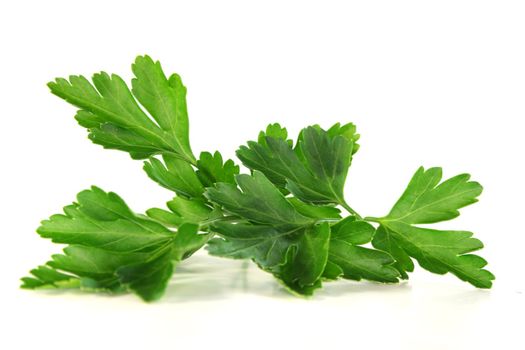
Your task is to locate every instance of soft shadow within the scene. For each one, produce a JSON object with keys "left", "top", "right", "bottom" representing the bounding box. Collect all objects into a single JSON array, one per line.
[
  {"left": 162, "top": 254, "right": 416, "bottom": 303},
  {"left": 319, "top": 279, "right": 412, "bottom": 298},
  {"left": 161, "top": 254, "right": 294, "bottom": 303}
]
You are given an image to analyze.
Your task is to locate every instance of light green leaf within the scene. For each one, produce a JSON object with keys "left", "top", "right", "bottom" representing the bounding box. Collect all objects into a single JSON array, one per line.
[
  {"left": 196, "top": 151, "right": 239, "bottom": 186},
  {"left": 146, "top": 208, "right": 182, "bottom": 227},
  {"left": 131, "top": 55, "right": 194, "bottom": 162},
  {"left": 48, "top": 245, "right": 148, "bottom": 285},
  {"left": 167, "top": 197, "right": 221, "bottom": 224},
  {"left": 21, "top": 266, "right": 80, "bottom": 290},
  {"left": 49, "top": 56, "right": 195, "bottom": 163},
  {"left": 144, "top": 155, "right": 204, "bottom": 198},
  {"left": 37, "top": 187, "right": 173, "bottom": 252},
  {"left": 373, "top": 167, "right": 493, "bottom": 288},
  {"left": 379, "top": 221, "right": 494, "bottom": 288},
  {"left": 171, "top": 223, "right": 212, "bottom": 260},
  {"left": 258, "top": 123, "right": 292, "bottom": 146},
  {"left": 23, "top": 187, "right": 212, "bottom": 301},
  {"left": 386, "top": 167, "right": 483, "bottom": 224}
]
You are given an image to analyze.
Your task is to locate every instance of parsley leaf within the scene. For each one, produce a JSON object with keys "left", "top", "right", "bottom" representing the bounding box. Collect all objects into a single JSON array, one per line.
[
  {"left": 50, "top": 55, "right": 195, "bottom": 163},
  {"left": 326, "top": 216, "right": 400, "bottom": 282},
  {"left": 205, "top": 171, "right": 330, "bottom": 294},
  {"left": 370, "top": 167, "right": 494, "bottom": 288},
  {"left": 24, "top": 56, "right": 494, "bottom": 301},
  {"left": 237, "top": 124, "right": 358, "bottom": 207},
  {"left": 22, "top": 187, "right": 211, "bottom": 301},
  {"left": 144, "top": 155, "right": 204, "bottom": 198}
]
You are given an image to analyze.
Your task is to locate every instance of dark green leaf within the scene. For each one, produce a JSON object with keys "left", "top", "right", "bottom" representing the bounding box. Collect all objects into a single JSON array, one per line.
[
  {"left": 328, "top": 241, "right": 400, "bottom": 283},
  {"left": 205, "top": 171, "right": 331, "bottom": 294},
  {"left": 116, "top": 249, "right": 174, "bottom": 302},
  {"left": 205, "top": 171, "right": 314, "bottom": 229},
  {"left": 331, "top": 216, "right": 375, "bottom": 245},
  {"left": 237, "top": 125, "right": 355, "bottom": 204},
  {"left": 371, "top": 226, "right": 414, "bottom": 279}
]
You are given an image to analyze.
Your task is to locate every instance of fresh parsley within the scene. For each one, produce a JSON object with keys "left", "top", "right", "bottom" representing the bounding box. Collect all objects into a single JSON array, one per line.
[{"left": 21, "top": 56, "right": 494, "bottom": 301}]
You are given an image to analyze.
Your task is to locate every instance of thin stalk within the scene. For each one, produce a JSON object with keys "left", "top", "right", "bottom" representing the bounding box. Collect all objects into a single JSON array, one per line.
[
  {"left": 340, "top": 201, "right": 362, "bottom": 220},
  {"left": 199, "top": 215, "right": 241, "bottom": 229},
  {"left": 363, "top": 216, "right": 381, "bottom": 223}
]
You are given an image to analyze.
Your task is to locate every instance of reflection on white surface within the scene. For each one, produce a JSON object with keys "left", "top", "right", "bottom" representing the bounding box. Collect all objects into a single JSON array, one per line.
[
  {"left": 163, "top": 252, "right": 494, "bottom": 305},
  {"left": 166, "top": 252, "right": 414, "bottom": 302},
  {"left": 11, "top": 251, "right": 523, "bottom": 350},
  {"left": 164, "top": 253, "right": 290, "bottom": 302}
]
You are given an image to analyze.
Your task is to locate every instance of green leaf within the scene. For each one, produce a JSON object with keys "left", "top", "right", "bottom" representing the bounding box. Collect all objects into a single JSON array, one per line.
[
  {"left": 386, "top": 167, "right": 483, "bottom": 224},
  {"left": 289, "top": 126, "right": 354, "bottom": 203},
  {"left": 116, "top": 223, "right": 207, "bottom": 301},
  {"left": 327, "top": 122, "right": 360, "bottom": 154},
  {"left": 28, "top": 56, "right": 496, "bottom": 300},
  {"left": 167, "top": 197, "right": 221, "bottom": 225},
  {"left": 144, "top": 155, "right": 204, "bottom": 197},
  {"left": 371, "top": 226, "right": 414, "bottom": 279},
  {"left": 205, "top": 171, "right": 330, "bottom": 294},
  {"left": 207, "top": 223, "right": 298, "bottom": 267},
  {"left": 23, "top": 187, "right": 212, "bottom": 301},
  {"left": 325, "top": 216, "right": 400, "bottom": 283},
  {"left": 196, "top": 151, "right": 240, "bottom": 186},
  {"left": 37, "top": 186, "right": 173, "bottom": 253},
  {"left": 116, "top": 249, "right": 174, "bottom": 302},
  {"left": 49, "top": 55, "right": 195, "bottom": 163},
  {"left": 257, "top": 123, "right": 292, "bottom": 146},
  {"left": 331, "top": 216, "right": 374, "bottom": 245},
  {"left": 322, "top": 260, "right": 344, "bottom": 280},
  {"left": 278, "top": 222, "right": 331, "bottom": 289},
  {"left": 146, "top": 208, "right": 182, "bottom": 227},
  {"left": 380, "top": 221, "right": 494, "bottom": 288},
  {"left": 328, "top": 241, "right": 400, "bottom": 283},
  {"left": 48, "top": 245, "right": 148, "bottom": 289},
  {"left": 237, "top": 125, "right": 355, "bottom": 204},
  {"left": 205, "top": 171, "right": 314, "bottom": 229},
  {"left": 288, "top": 198, "right": 341, "bottom": 220},
  {"left": 131, "top": 55, "right": 194, "bottom": 162},
  {"left": 208, "top": 222, "right": 330, "bottom": 295},
  {"left": 21, "top": 266, "right": 79, "bottom": 290},
  {"left": 171, "top": 223, "right": 212, "bottom": 260},
  {"left": 374, "top": 167, "right": 494, "bottom": 288}
]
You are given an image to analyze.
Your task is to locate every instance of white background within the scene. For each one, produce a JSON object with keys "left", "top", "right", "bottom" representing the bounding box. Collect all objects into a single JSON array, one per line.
[{"left": 1, "top": 1, "right": 524, "bottom": 349}]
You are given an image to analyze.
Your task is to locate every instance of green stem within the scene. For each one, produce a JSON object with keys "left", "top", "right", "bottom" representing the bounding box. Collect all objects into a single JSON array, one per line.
[
  {"left": 163, "top": 151, "right": 197, "bottom": 166},
  {"left": 340, "top": 201, "right": 362, "bottom": 220},
  {"left": 363, "top": 216, "right": 381, "bottom": 223},
  {"left": 199, "top": 215, "right": 240, "bottom": 229}
]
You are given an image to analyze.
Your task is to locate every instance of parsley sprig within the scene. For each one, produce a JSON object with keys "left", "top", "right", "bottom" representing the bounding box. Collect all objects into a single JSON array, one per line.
[{"left": 21, "top": 56, "right": 494, "bottom": 301}]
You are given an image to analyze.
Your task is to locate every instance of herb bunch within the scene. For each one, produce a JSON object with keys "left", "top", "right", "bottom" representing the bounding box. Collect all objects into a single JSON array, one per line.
[{"left": 21, "top": 56, "right": 494, "bottom": 301}]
